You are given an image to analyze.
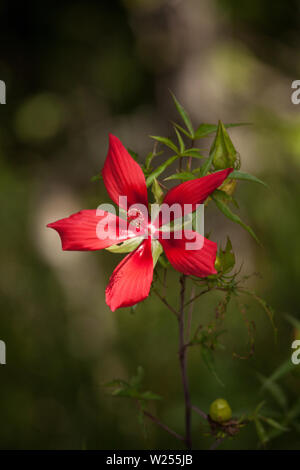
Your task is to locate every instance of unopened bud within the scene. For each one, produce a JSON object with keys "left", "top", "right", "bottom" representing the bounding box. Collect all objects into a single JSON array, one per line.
[
  {"left": 209, "top": 398, "right": 232, "bottom": 423},
  {"left": 211, "top": 121, "right": 237, "bottom": 170}
]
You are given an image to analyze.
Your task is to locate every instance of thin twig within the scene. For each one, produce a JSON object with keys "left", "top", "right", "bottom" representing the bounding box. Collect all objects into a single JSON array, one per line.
[
  {"left": 143, "top": 410, "right": 185, "bottom": 442},
  {"left": 153, "top": 289, "right": 179, "bottom": 318},
  {"left": 191, "top": 405, "right": 208, "bottom": 420},
  {"left": 162, "top": 268, "right": 167, "bottom": 298},
  {"left": 185, "top": 285, "right": 195, "bottom": 343},
  {"left": 184, "top": 287, "right": 211, "bottom": 308},
  {"left": 210, "top": 437, "right": 225, "bottom": 450},
  {"left": 178, "top": 274, "right": 192, "bottom": 449}
]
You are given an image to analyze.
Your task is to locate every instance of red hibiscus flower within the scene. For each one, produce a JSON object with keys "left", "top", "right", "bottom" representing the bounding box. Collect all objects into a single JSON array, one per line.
[{"left": 47, "top": 134, "right": 232, "bottom": 311}]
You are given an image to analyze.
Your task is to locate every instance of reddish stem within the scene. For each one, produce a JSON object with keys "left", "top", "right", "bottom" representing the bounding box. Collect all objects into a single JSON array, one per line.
[{"left": 178, "top": 274, "right": 192, "bottom": 449}]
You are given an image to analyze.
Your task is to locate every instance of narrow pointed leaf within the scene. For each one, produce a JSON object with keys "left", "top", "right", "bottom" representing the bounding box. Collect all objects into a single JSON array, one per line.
[
  {"left": 145, "top": 150, "right": 163, "bottom": 171},
  {"left": 170, "top": 92, "right": 194, "bottom": 136},
  {"left": 261, "top": 417, "right": 289, "bottom": 432},
  {"left": 173, "top": 121, "right": 193, "bottom": 139},
  {"left": 212, "top": 193, "right": 261, "bottom": 245},
  {"left": 194, "top": 122, "right": 251, "bottom": 139},
  {"left": 150, "top": 135, "right": 178, "bottom": 153},
  {"left": 201, "top": 346, "right": 224, "bottom": 387},
  {"left": 256, "top": 373, "right": 287, "bottom": 409},
  {"left": 230, "top": 170, "right": 268, "bottom": 188},
  {"left": 174, "top": 126, "right": 185, "bottom": 154},
  {"left": 255, "top": 419, "right": 269, "bottom": 445},
  {"left": 164, "top": 171, "right": 197, "bottom": 182},
  {"left": 182, "top": 148, "right": 205, "bottom": 158},
  {"left": 146, "top": 155, "right": 178, "bottom": 187}
]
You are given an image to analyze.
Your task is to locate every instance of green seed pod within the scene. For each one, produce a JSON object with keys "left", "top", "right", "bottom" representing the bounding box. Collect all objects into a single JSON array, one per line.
[
  {"left": 209, "top": 398, "right": 232, "bottom": 423},
  {"left": 211, "top": 121, "right": 237, "bottom": 170}
]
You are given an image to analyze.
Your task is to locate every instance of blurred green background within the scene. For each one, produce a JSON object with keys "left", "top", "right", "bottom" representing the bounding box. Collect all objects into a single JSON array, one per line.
[{"left": 0, "top": 0, "right": 300, "bottom": 450}]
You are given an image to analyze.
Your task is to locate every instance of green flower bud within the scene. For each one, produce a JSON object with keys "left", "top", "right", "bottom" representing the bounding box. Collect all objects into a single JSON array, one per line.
[
  {"left": 217, "top": 237, "right": 235, "bottom": 274},
  {"left": 215, "top": 255, "right": 222, "bottom": 272},
  {"left": 211, "top": 121, "right": 237, "bottom": 170},
  {"left": 209, "top": 398, "right": 232, "bottom": 423}
]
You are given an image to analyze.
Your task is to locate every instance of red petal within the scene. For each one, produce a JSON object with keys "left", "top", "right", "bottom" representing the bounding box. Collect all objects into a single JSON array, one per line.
[
  {"left": 156, "top": 168, "right": 233, "bottom": 226},
  {"left": 105, "top": 238, "right": 153, "bottom": 311},
  {"left": 47, "top": 210, "right": 138, "bottom": 251},
  {"left": 102, "top": 134, "right": 148, "bottom": 210},
  {"left": 159, "top": 230, "right": 217, "bottom": 277}
]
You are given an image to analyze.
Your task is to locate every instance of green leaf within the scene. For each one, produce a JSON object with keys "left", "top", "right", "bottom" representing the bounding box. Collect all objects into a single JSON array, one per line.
[
  {"left": 255, "top": 418, "right": 269, "bottom": 445},
  {"left": 146, "top": 155, "right": 178, "bottom": 187},
  {"left": 164, "top": 171, "right": 197, "bottom": 182},
  {"left": 151, "top": 240, "right": 163, "bottom": 268},
  {"left": 139, "top": 391, "right": 162, "bottom": 401},
  {"left": 106, "top": 237, "right": 143, "bottom": 254},
  {"left": 172, "top": 121, "right": 193, "bottom": 139},
  {"left": 104, "top": 379, "right": 129, "bottom": 388},
  {"left": 195, "top": 124, "right": 221, "bottom": 139},
  {"left": 261, "top": 417, "right": 289, "bottom": 432},
  {"left": 212, "top": 192, "right": 260, "bottom": 245},
  {"left": 194, "top": 122, "right": 251, "bottom": 139},
  {"left": 158, "top": 253, "right": 170, "bottom": 268},
  {"left": 144, "top": 150, "right": 164, "bottom": 173},
  {"left": 200, "top": 152, "right": 214, "bottom": 176},
  {"left": 212, "top": 189, "right": 239, "bottom": 209},
  {"left": 254, "top": 401, "right": 266, "bottom": 416},
  {"left": 150, "top": 135, "right": 178, "bottom": 153},
  {"left": 151, "top": 178, "right": 164, "bottom": 204},
  {"left": 287, "top": 398, "right": 300, "bottom": 421},
  {"left": 264, "top": 358, "right": 296, "bottom": 384},
  {"left": 285, "top": 313, "right": 300, "bottom": 330},
  {"left": 90, "top": 173, "right": 102, "bottom": 182},
  {"left": 127, "top": 148, "right": 139, "bottom": 161},
  {"left": 230, "top": 170, "right": 268, "bottom": 188},
  {"left": 201, "top": 346, "right": 224, "bottom": 387},
  {"left": 130, "top": 365, "right": 145, "bottom": 389},
  {"left": 170, "top": 91, "right": 194, "bottom": 137},
  {"left": 182, "top": 148, "right": 205, "bottom": 158},
  {"left": 256, "top": 373, "right": 287, "bottom": 409},
  {"left": 174, "top": 126, "right": 185, "bottom": 154}
]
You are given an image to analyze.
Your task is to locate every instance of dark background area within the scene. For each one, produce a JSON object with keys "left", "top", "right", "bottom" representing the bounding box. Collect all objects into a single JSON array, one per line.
[{"left": 0, "top": 0, "right": 300, "bottom": 449}]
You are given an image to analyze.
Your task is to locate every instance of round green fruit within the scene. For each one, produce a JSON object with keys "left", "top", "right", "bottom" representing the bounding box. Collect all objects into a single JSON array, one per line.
[{"left": 209, "top": 398, "right": 232, "bottom": 423}]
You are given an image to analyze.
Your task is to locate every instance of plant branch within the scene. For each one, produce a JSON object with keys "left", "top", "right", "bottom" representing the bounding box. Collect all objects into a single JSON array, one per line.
[
  {"left": 153, "top": 289, "right": 179, "bottom": 318},
  {"left": 143, "top": 409, "right": 185, "bottom": 442},
  {"left": 191, "top": 405, "right": 208, "bottom": 420},
  {"left": 184, "top": 287, "right": 211, "bottom": 308},
  {"left": 210, "top": 436, "right": 226, "bottom": 450},
  {"left": 185, "top": 285, "right": 195, "bottom": 343},
  {"left": 178, "top": 274, "right": 192, "bottom": 449}
]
